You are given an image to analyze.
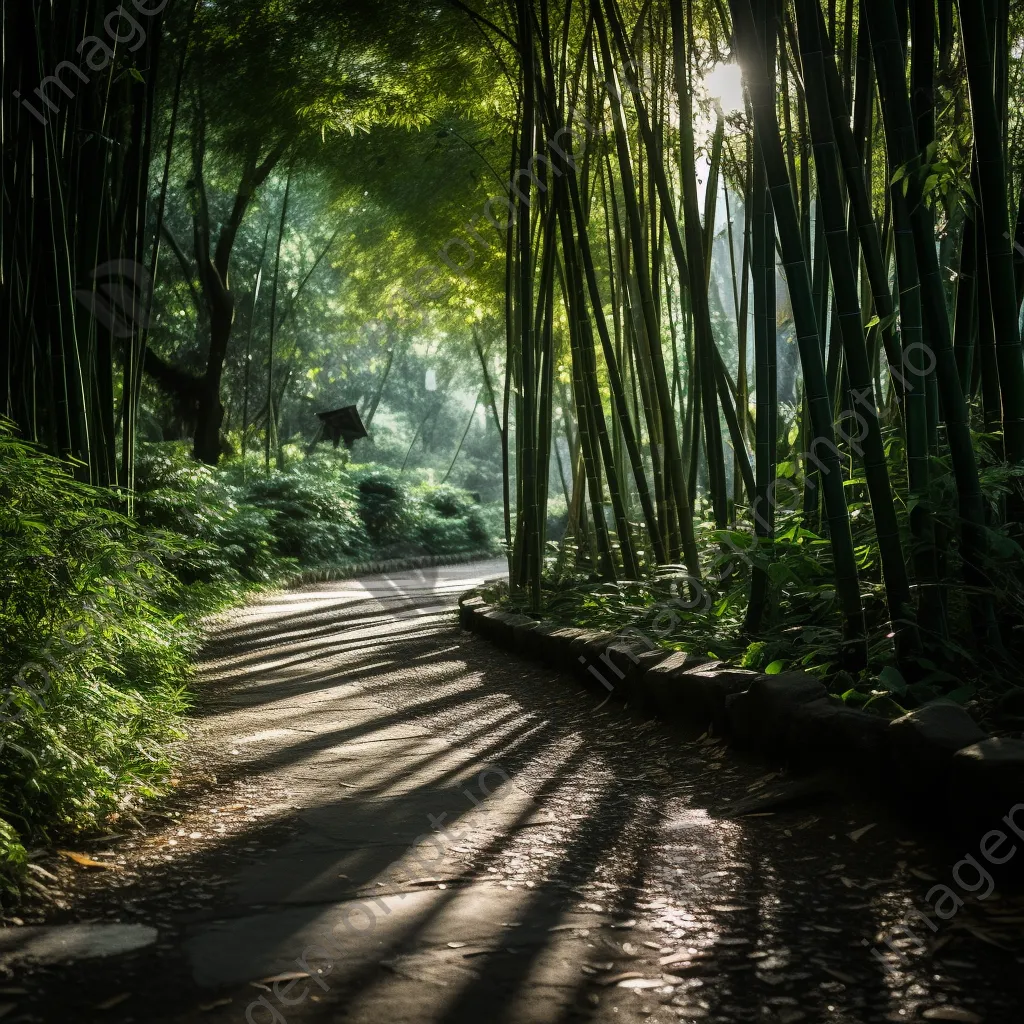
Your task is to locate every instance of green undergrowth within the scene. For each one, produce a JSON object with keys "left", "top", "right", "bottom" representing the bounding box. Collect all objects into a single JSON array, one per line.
[
  {"left": 133, "top": 444, "right": 499, "bottom": 584},
  {"left": 491, "top": 496, "right": 1024, "bottom": 735},
  {"left": 0, "top": 430, "right": 194, "bottom": 893},
  {"left": 0, "top": 429, "right": 499, "bottom": 896}
]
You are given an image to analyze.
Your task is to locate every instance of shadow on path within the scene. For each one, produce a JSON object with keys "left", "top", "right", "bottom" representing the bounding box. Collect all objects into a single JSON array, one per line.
[{"left": 17, "top": 561, "right": 1021, "bottom": 1024}]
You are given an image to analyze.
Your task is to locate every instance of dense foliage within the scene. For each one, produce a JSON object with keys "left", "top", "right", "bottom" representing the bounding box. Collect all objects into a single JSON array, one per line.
[
  {"left": 477, "top": 0, "right": 1024, "bottom": 717},
  {"left": 0, "top": 428, "right": 192, "bottom": 880}
]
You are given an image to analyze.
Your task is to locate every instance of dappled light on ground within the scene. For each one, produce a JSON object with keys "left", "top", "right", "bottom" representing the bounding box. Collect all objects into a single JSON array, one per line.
[{"left": 13, "top": 562, "right": 1021, "bottom": 1023}]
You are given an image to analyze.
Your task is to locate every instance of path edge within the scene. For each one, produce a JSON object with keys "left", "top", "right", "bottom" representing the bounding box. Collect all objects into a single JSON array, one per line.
[
  {"left": 458, "top": 596, "right": 1024, "bottom": 838},
  {"left": 289, "top": 549, "right": 500, "bottom": 585}
]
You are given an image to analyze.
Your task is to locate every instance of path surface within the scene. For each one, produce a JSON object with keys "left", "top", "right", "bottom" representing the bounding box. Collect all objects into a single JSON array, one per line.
[{"left": 7, "top": 560, "right": 1023, "bottom": 1023}]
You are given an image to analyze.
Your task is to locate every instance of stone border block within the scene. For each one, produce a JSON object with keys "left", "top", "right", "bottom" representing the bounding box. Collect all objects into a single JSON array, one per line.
[
  {"left": 529, "top": 624, "right": 589, "bottom": 671},
  {"left": 476, "top": 608, "right": 532, "bottom": 647},
  {"left": 888, "top": 700, "right": 988, "bottom": 801},
  {"left": 728, "top": 671, "right": 828, "bottom": 749},
  {"left": 568, "top": 631, "right": 620, "bottom": 686},
  {"left": 950, "top": 737, "right": 1024, "bottom": 831},
  {"left": 679, "top": 666, "right": 760, "bottom": 733},
  {"left": 780, "top": 696, "right": 891, "bottom": 772},
  {"left": 459, "top": 595, "right": 487, "bottom": 628},
  {"left": 458, "top": 599, "right": 1002, "bottom": 829}
]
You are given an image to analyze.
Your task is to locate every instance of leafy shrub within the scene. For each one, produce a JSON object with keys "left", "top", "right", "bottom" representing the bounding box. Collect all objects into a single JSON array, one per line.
[
  {"left": 425, "top": 486, "right": 476, "bottom": 519},
  {"left": 411, "top": 486, "right": 493, "bottom": 555},
  {"left": 132, "top": 443, "right": 281, "bottom": 588},
  {"left": 244, "top": 465, "right": 368, "bottom": 564},
  {"left": 0, "top": 425, "right": 191, "bottom": 885},
  {"left": 415, "top": 511, "right": 469, "bottom": 554},
  {"left": 352, "top": 468, "right": 409, "bottom": 544}
]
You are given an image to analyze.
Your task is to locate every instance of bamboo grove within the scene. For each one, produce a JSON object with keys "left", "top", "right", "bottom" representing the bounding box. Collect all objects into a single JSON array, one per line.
[
  {"left": 3, "top": 0, "right": 1024, "bottom": 683},
  {"left": 2, "top": 0, "right": 169, "bottom": 489},
  {"left": 476, "top": 0, "right": 1024, "bottom": 674}
]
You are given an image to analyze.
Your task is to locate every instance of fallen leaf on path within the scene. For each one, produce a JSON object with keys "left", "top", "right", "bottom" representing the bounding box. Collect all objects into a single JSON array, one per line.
[
  {"left": 960, "top": 925, "right": 1008, "bottom": 949},
  {"left": 847, "top": 824, "right": 877, "bottom": 842},
  {"left": 26, "top": 863, "right": 59, "bottom": 883},
  {"left": 601, "top": 971, "right": 643, "bottom": 986},
  {"left": 659, "top": 952, "right": 693, "bottom": 966},
  {"left": 746, "top": 773, "right": 780, "bottom": 791},
  {"left": 822, "top": 966, "right": 856, "bottom": 983},
  {"left": 446, "top": 942, "right": 467, "bottom": 948},
  {"left": 199, "top": 998, "right": 233, "bottom": 1011},
  {"left": 616, "top": 978, "right": 665, "bottom": 989},
  {"left": 921, "top": 1009, "right": 982, "bottom": 1022},
  {"left": 96, "top": 993, "right": 131, "bottom": 1010},
  {"left": 608, "top": 919, "right": 637, "bottom": 929},
  {"left": 778, "top": 1012, "right": 806, "bottom": 1024},
  {"left": 217, "top": 804, "right": 246, "bottom": 812},
  {"left": 57, "top": 850, "right": 119, "bottom": 870},
  {"left": 253, "top": 972, "right": 310, "bottom": 986}
]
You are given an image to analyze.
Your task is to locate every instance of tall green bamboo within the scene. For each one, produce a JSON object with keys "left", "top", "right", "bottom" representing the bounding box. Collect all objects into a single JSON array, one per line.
[
  {"left": 593, "top": 2, "right": 698, "bottom": 569},
  {"left": 869, "top": 0, "right": 998, "bottom": 645},
  {"left": 535, "top": 18, "right": 664, "bottom": 570},
  {"left": 264, "top": 165, "right": 292, "bottom": 476},
  {"left": 731, "top": 0, "right": 867, "bottom": 656},
  {"left": 666, "top": 0, "right": 730, "bottom": 530},
  {"left": 744, "top": 0, "right": 777, "bottom": 635},
  {"left": 795, "top": 0, "right": 917, "bottom": 652},
  {"left": 956, "top": 0, "right": 1024, "bottom": 466}
]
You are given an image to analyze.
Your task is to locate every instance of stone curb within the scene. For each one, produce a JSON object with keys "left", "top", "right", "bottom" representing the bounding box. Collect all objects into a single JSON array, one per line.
[
  {"left": 290, "top": 549, "right": 497, "bottom": 585},
  {"left": 458, "top": 599, "right": 1023, "bottom": 835}
]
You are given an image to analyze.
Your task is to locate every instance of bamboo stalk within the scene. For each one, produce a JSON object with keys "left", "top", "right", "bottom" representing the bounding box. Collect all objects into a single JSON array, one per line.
[
  {"left": 795, "top": 0, "right": 918, "bottom": 654},
  {"left": 732, "top": 0, "right": 867, "bottom": 657}
]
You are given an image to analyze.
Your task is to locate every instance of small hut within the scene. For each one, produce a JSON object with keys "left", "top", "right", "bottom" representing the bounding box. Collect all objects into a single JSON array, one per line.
[{"left": 313, "top": 406, "right": 367, "bottom": 450}]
